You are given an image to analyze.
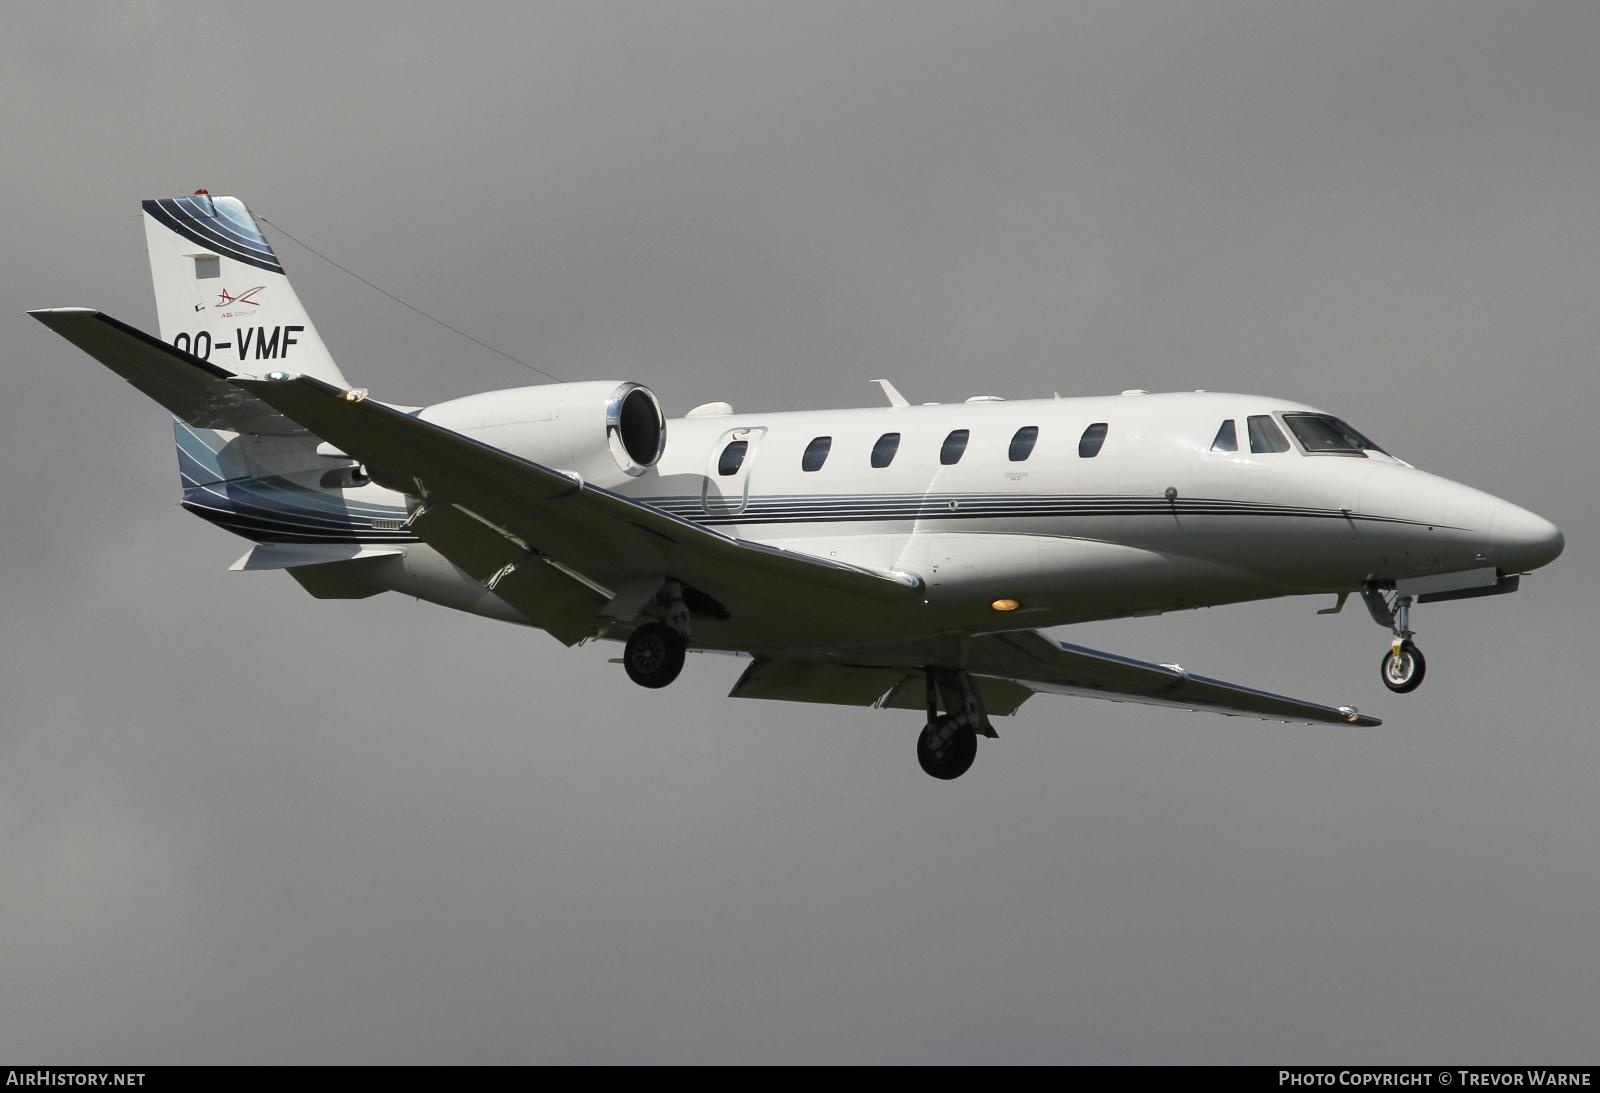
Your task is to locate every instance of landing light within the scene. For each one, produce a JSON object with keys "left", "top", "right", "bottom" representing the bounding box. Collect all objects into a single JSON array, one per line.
[
  {"left": 340, "top": 387, "right": 369, "bottom": 403},
  {"left": 991, "top": 598, "right": 1020, "bottom": 612}
]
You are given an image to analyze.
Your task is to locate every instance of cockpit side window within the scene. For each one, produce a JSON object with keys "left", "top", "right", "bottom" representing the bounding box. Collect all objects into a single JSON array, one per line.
[
  {"left": 1210, "top": 420, "right": 1238, "bottom": 452},
  {"left": 1282, "top": 412, "right": 1389, "bottom": 456},
  {"left": 1247, "top": 415, "right": 1290, "bottom": 454}
]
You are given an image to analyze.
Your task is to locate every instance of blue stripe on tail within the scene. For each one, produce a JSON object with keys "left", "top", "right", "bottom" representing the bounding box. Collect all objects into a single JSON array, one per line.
[{"left": 173, "top": 420, "right": 416, "bottom": 544}]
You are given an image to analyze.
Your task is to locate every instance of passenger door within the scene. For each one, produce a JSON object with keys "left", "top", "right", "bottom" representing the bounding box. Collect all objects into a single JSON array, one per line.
[{"left": 702, "top": 427, "right": 766, "bottom": 517}]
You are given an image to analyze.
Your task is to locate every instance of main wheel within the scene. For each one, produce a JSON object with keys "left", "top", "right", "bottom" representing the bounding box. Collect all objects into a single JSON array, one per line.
[
  {"left": 916, "top": 716, "right": 978, "bottom": 780},
  {"left": 1380, "top": 640, "right": 1426, "bottom": 694},
  {"left": 624, "top": 622, "right": 686, "bottom": 689}
]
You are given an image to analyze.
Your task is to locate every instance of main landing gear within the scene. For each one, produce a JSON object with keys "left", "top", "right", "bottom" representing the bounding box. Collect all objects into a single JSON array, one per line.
[
  {"left": 622, "top": 581, "right": 692, "bottom": 689},
  {"left": 917, "top": 715, "right": 978, "bottom": 780},
  {"left": 915, "top": 668, "right": 994, "bottom": 781},
  {"left": 1362, "top": 586, "right": 1427, "bottom": 694},
  {"left": 623, "top": 622, "right": 685, "bottom": 688}
]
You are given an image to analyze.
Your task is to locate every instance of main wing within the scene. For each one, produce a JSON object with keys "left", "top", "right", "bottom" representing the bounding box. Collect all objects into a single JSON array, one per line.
[
  {"left": 231, "top": 372, "right": 924, "bottom": 636},
  {"left": 730, "top": 629, "right": 1380, "bottom": 727}
]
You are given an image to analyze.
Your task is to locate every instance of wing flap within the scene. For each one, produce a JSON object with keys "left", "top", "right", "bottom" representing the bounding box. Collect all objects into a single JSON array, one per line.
[
  {"left": 730, "top": 658, "right": 915, "bottom": 708},
  {"left": 29, "top": 309, "right": 306, "bottom": 435},
  {"left": 486, "top": 560, "right": 608, "bottom": 646},
  {"left": 407, "top": 503, "right": 531, "bottom": 583},
  {"left": 879, "top": 671, "right": 1035, "bottom": 716},
  {"left": 408, "top": 503, "right": 607, "bottom": 646},
  {"left": 729, "top": 657, "right": 1035, "bottom": 715}
]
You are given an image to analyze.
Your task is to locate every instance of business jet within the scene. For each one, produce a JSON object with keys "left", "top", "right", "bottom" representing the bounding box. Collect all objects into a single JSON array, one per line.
[{"left": 30, "top": 192, "right": 1564, "bottom": 779}]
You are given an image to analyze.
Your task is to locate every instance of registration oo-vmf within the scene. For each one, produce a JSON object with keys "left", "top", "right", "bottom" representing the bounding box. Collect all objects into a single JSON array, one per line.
[{"left": 31, "top": 191, "right": 1564, "bottom": 779}]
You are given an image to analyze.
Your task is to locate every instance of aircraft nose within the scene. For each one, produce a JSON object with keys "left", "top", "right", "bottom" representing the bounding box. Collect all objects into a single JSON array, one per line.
[{"left": 1489, "top": 502, "right": 1565, "bottom": 572}]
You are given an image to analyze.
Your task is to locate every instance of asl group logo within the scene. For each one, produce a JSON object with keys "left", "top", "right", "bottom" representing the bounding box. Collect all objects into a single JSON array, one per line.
[
  {"left": 216, "top": 286, "right": 263, "bottom": 308},
  {"left": 193, "top": 286, "right": 265, "bottom": 319}
]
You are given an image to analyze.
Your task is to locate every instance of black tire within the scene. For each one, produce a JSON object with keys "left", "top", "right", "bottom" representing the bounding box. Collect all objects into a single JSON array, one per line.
[
  {"left": 916, "top": 716, "right": 978, "bottom": 780},
  {"left": 1380, "top": 640, "right": 1426, "bottom": 694},
  {"left": 624, "top": 622, "right": 686, "bottom": 689}
]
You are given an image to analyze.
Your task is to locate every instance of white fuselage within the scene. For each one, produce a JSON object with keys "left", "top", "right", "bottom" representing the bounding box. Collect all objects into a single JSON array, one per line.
[
  {"left": 360, "top": 389, "right": 1561, "bottom": 655},
  {"left": 34, "top": 192, "right": 1565, "bottom": 759}
]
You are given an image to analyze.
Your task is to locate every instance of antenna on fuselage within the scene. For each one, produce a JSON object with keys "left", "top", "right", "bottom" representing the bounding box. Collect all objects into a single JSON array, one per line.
[{"left": 871, "top": 378, "right": 909, "bottom": 407}]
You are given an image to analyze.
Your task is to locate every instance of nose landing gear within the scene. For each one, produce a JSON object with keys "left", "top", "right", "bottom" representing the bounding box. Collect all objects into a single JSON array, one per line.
[
  {"left": 1381, "top": 640, "right": 1426, "bottom": 693},
  {"left": 1362, "top": 586, "right": 1427, "bottom": 694}
]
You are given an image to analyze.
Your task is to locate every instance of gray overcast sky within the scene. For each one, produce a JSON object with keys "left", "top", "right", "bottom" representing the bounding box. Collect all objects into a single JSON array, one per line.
[{"left": 3, "top": 1, "right": 1596, "bottom": 1064}]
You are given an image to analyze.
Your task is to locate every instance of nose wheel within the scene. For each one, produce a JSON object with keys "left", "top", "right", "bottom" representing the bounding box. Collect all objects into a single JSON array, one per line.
[
  {"left": 1362, "top": 586, "right": 1427, "bottom": 694},
  {"left": 1381, "top": 640, "right": 1426, "bottom": 693}
]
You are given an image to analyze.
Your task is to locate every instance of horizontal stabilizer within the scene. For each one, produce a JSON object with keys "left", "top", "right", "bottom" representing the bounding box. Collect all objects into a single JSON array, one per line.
[
  {"left": 29, "top": 308, "right": 307, "bottom": 436},
  {"left": 230, "top": 544, "right": 405, "bottom": 571},
  {"left": 231, "top": 543, "right": 404, "bottom": 600}
]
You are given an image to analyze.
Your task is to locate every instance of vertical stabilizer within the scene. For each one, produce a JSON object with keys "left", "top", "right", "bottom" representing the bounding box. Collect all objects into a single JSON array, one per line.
[{"left": 142, "top": 192, "right": 351, "bottom": 388}]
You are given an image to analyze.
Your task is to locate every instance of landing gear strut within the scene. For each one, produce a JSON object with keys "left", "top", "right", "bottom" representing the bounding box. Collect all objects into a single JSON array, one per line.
[
  {"left": 622, "top": 581, "right": 693, "bottom": 689},
  {"left": 914, "top": 668, "right": 993, "bottom": 780},
  {"left": 1362, "top": 586, "right": 1427, "bottom": 694}
]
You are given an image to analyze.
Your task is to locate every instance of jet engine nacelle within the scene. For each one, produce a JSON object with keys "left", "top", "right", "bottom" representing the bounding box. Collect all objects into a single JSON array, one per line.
[{"left": 418, "top": 380, "right": 666, "bottom": 486}]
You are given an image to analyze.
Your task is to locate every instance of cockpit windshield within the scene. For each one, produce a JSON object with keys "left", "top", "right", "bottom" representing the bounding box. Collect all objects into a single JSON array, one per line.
[{"left": 1282, "top": 412, "right": 1389, "bottom": 456}]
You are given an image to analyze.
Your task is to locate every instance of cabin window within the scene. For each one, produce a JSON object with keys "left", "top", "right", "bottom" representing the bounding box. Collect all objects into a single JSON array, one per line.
[
  {"left": 871, "top": 432, "right": 901, "bottom": 468},
  {"left": 1009, "top": 426, "right": 1039, "bottom": 462},
  {"left": 940, "top": 429, "right": 970, "bottom": 466},
  {"left": 1078, "top": 422, "right": 1108, "bottom": 458},
  {"left": 802, "top": 435, "right": 832, "bottom": 471},
  {"left": 1247, "top": 415, "right": 1291, "bottom": 454},
  {"left": 1282, "top": 413, "right": 1387, "bottom": 456},
  {"left": 717, "top": 440, "right": 749, "bottom": 476},
  {"left": 1210, "top": 420, "right": 1237, "bottom": 452}
]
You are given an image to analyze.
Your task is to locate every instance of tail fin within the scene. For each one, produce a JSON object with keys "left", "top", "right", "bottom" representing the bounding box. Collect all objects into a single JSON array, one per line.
[
  {"left": 142, "top": 192, "right": 351, "bottom": 388},
  {"left": 35, "top": 197, "right": 412, "bottom": 547}
]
